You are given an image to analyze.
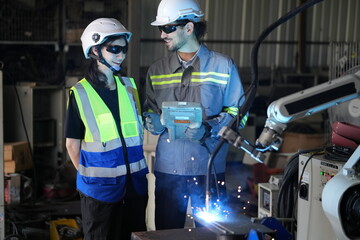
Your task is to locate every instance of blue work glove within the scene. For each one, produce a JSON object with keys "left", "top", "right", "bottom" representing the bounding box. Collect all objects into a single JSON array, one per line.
[
  {"left": 185, "top": 123, "right": 211, "bottom": 142},
  {"left": 143, "top": 112, "right": 165, "bottom": 135}
]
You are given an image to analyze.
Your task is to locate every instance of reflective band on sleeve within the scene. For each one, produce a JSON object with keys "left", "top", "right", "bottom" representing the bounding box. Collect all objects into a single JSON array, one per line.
[
  {"left": 241, "top": 113, "right": 248, "bottom": 127},
  {"left": 224, "top": 107, "right": 239, "bottom": 116}
]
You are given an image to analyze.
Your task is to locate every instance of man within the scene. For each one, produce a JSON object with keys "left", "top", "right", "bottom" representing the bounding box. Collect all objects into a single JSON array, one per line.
[{"left": 143, "top": 0, "right": 246, "bottom": 230}]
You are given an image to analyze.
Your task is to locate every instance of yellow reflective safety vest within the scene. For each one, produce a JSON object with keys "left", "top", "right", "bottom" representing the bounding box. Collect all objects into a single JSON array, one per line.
[{"left": 70, "top": 76, "right": 148, "bottom": 202}]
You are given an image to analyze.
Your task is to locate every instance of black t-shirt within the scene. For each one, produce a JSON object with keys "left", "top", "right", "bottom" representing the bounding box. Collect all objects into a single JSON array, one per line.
[{"left": 65, "top": 86, "right": 120, "bottom": 139}]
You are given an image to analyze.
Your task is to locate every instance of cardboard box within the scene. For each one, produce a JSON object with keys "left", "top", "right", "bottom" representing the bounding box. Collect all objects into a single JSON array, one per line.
[
  {"left": 4, "top": 161, "right": 16, "bottom": 174},
  {"left": 4, "top": 142, "right": 33, "bottom": 173},
  {"left": 279, "top": 132, "right": 326, "bottom": 153},
  {"left": 265, "top": 152, "right": 295, "bottom": 169}
]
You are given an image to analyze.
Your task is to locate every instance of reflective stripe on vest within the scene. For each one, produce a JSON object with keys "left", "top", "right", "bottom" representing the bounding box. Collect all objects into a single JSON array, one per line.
[
  {"left": 79, "top": 158, "right": 147, "bottom": 178},
  {"left": 80, "top": 137, "right": 140, "bottom": 152}
]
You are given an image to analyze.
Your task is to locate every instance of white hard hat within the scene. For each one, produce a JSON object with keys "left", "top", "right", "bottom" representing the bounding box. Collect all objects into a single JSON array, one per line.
[
  {"left": 81, "top": 18, "right": 132, "bottom": 59},
  {"left": 151, "top": 0, "right": 204, "bottom": 26}
]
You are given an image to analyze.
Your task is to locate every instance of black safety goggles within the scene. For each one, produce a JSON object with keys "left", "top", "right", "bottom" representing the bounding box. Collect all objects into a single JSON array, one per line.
[
  {"left": 105, "top": 44, "right": 128, "bottom": 54},
  {"left": 158, "top": 23, "right": 187, "bottom": 34}
]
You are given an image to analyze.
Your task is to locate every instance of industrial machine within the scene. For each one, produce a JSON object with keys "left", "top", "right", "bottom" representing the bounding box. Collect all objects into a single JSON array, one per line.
[
  {"left": 322, "top": 146, "right": 360, "bottom": 240},
  {"left": 297, "top": 153, "right": 345, "bottom": 240},
  {"left": 257, "top": 175, "right": 282, "bottom": 219},
  {"left": 218, "top": 70, "right": 360, "bottom": 239}
]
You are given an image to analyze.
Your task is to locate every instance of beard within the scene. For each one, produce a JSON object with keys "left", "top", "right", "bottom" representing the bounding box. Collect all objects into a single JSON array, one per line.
[{"left": 166, "top": 32, "right": 188, "bottom": 52}]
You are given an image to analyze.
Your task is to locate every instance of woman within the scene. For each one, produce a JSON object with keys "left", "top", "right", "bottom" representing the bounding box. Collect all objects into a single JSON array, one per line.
[{"left": 65, "top": 18, "right": 148, "bottom": 240}]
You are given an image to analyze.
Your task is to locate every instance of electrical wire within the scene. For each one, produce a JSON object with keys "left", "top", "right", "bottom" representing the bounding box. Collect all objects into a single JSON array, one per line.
[
  {"left": 235, "top": 0, "right": 324, "bottom": 127},
  {"left": 294, "top": 150, "right": 324, "bottom": 216},
  {"left": 324, "top": 145, "right": 355, "bottom": 162},
  {"left": 200, "top": 142, "right": 222, "bottom": 202}
]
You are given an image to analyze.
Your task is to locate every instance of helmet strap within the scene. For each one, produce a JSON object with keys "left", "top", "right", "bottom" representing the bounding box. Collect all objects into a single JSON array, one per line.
[{"left": 89, "top": 46, "right": 121, "bottom": 74}]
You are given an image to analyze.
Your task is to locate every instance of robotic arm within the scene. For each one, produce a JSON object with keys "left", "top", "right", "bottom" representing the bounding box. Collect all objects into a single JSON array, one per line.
[
  {"left": 256, "top": 70, "right": 360, "bottom": 151},
  {"left": 219, "top": 70, "right": 360, "bottom": 162}
]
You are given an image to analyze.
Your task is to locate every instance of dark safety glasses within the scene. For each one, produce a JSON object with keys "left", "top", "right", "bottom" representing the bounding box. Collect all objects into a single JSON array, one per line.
[
  {"left": 158, "top": 23, "right": 187, "bottom": 34},
  {"left": 106, "top": 44, "right": 128, "bottom": 54}
]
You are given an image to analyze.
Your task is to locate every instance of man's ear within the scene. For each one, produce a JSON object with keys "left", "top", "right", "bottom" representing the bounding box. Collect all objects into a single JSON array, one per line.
[{"left": 185, "top": 22, "right": 194, "bottom": 35}]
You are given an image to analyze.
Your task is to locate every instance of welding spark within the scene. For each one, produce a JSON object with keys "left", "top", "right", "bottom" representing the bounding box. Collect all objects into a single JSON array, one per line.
[
  {"left": 194, "top": 200, "right": 230, "bottom": 223},
  {"left": 196, "top": 211, "right": 220, "bottom": 223}
]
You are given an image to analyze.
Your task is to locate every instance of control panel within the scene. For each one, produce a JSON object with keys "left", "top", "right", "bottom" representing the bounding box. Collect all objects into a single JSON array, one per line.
[{"left": 297, "top": 153, "right": 345, "bottom": 240}]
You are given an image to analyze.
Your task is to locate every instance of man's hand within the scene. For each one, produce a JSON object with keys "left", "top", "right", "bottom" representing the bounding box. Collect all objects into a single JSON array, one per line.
[
  {"left": 143, "top": 112, "right": 165, "bottom": 135},
  {"left": 185, "top": 123, "right": 208, "bottom": 142}
]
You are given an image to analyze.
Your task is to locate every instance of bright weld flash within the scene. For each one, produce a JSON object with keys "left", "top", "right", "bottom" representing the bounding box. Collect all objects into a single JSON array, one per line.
[
  {"left": 195, "top": 202, "right": 229, "bottom": 223},
  {"left": 196, "top": 211, "right": 221, "bottom": 223}
]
